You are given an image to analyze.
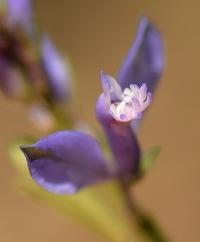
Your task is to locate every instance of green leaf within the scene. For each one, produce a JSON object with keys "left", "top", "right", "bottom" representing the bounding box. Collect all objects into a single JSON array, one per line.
[{"left": 140, "top": 146, "right": 161, "bottom": 176}]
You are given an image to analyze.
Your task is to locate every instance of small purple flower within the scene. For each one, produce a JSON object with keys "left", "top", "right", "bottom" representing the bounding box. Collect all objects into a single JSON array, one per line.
[
  {"left": 20, "top": 16, "right": 164, "bottom": 194},
  {"left": 41, "top": 36, "right": 72, "bottom": 102}
]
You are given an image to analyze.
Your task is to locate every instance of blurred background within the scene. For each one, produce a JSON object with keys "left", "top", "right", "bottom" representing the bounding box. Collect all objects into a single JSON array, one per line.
[{"left": 0, "top": 0, "right": 199, "bottom": 241}]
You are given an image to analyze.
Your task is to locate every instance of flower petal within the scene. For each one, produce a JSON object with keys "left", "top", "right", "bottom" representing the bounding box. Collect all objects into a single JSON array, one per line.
[
  {"left": 117, "top": 16, "right": 164, "bottom": 92},
  {"left": 7, "top": 0, "right": 34, "bottom": 35},
  {"left": 139, "top": 83, "right": 147, "bottom": 103},
  {"left": 20, "top": 131, "right": 111, "bottom": 194},
  {"left": 100, "top": 71, "right": 122, "bottom": 104},
  {"left": 41, "top": 36, "right": 72, "bottom": 102}
]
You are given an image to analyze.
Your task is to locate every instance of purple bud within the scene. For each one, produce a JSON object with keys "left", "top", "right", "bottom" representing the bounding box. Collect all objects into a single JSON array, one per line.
[
  {"left": 117, "top": 16, "right": 164, "bottom": 93},
  {"left": 41, "top": 36, "right": 72, "bottom": 102},
  {"left": 7, "top": 0, "right": 34, "bottom": 35},
  {"left": 20, "top": 131, "right": 111, "bottom": 194}
]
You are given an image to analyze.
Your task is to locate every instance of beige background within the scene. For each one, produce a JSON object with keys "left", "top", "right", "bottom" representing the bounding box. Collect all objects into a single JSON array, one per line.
[{"left": 0, "top": 0, "right": 200, "bottom": 241}]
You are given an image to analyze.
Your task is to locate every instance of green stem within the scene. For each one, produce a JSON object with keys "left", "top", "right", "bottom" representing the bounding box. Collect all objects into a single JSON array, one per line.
[{"left": 120, "top": 182, "right": 170, "bottom": 242}]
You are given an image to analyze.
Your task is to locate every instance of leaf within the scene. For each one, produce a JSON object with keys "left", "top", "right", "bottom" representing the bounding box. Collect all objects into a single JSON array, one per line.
[{"left": 140, "top": 146, "right": 160, "bottom": 175}]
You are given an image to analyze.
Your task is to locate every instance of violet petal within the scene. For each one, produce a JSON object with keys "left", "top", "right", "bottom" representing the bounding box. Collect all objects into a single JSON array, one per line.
[
  {"left": 117, "top": 16, "right": 164, "bottom": 92},
  {"left": 7, "top": 0, "right": 34, "bottom": 35},
  {"left": 41, "top": 36, "right": 71, "bottom": 102},
  {"left": 101, "top": 71, "right": 122, "bottom": 103},
  {"left": 20, "top": 131, "right": 111, "bottom": 194}
]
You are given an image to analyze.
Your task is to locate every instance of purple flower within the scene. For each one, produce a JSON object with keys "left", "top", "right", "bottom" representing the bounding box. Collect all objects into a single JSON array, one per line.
[
  {"left": 20, "top": 16, "right": 164, "bottom": 194},
  {"left": 7, "top": 0, "right": 34, "bottom": 35},
  {"left": 95, "top": 16, "right": 164, "bottom": 176},
  {"left": 41, "top": 36, "right": 72, "bottom": 102}
]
